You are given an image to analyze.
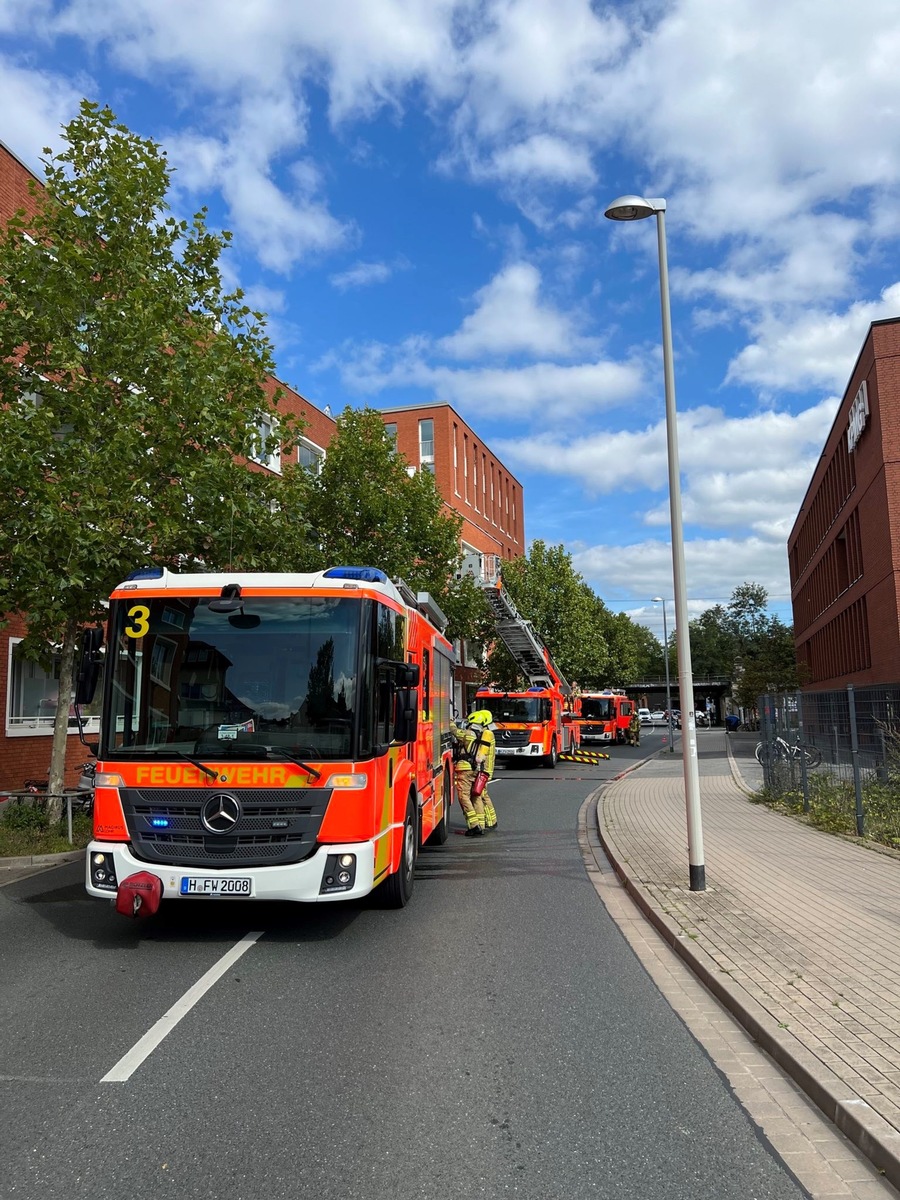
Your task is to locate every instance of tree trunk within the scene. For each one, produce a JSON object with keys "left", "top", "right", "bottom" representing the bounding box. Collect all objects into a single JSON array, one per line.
[{"left": 47, "top": 619, "right": 79, "bottom": 825}]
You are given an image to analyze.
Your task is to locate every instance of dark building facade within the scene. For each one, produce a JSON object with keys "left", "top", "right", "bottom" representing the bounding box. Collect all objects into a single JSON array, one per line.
[{"left": 788, "top": 318, "right": 900, "bottom": 688}]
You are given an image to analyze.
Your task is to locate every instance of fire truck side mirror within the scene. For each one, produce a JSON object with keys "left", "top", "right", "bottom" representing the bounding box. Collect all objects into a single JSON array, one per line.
[
  {"left": 396, "top": 662, "right": 420, "bottom": 687},
  {"left": 75, "top": 626, "right": 104, "bottom": 705},
  {"left": 394, "top": 689, "right": 418, "bottom": 743}
]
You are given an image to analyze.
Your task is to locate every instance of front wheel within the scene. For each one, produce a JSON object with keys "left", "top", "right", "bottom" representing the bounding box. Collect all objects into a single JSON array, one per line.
[
  {"left": 382, "top": 797, "right": 416, "bottom": 908},
  {"left": 542, "top": 737, "right": 558, "bottom": 769},
  {"left": 802, "top": 745, "right": 822, "bottom": 768}
]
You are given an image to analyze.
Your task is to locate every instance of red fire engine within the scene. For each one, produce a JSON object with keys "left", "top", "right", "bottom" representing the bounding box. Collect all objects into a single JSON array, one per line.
[
  {"left": 573, "top": 690, "right": 635, "bottom": 744},
  {"left": 75, "top": 566, "right": 455, "bottom": 914},
  {"left": 468, "top": 563, "right": 578, "bottom": 769}
]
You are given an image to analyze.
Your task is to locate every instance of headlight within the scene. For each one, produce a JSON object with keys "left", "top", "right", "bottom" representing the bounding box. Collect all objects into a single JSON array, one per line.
[{"left": 325, "top": 773, "right": 367, "bottom": 790}]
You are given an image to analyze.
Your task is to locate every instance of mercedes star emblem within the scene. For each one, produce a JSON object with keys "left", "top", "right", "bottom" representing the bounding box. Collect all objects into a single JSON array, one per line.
[{"left": 201, "top": 792, "right": 242, "bottom": 834}]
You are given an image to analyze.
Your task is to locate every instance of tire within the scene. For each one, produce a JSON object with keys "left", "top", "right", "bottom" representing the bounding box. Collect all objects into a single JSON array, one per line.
[
  {"left": 755, "top": 741, "right": 763, "bottom": 763},
  {"left": 427, "top": 768, "right": 452, "bottom": 846},
  {"left": 542, "top": 737, "right": 558, "bottom": 769},
  {"left": 382, "top": 797, "right": 416, "bottom": 908},
  {"left": 802, "top": 746, "right": 822, "bottom": 768}
]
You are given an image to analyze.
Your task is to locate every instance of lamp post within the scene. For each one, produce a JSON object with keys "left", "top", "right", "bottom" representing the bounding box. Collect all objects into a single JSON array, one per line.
[
  {"left": 605, "top": 194, "right": 705, "bottom": 891},
  {"left": 651, "top": 597, "right": 674, "bottom": 755}
]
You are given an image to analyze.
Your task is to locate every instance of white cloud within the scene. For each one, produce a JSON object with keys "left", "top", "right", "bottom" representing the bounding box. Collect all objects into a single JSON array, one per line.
[
  {"left": 0, "top": 58, "right": 86, "bottom": 173},
  {"left": 333, "top": 339, "right": 644, "bottom": 417},
  {"left": 573, "top": 536, "right": 793, "bottom": 609},
  {"left": 164, "top": 95, "right": 353, "bottom": 271},
  {"left": 439, "top": 262, "right": 587, "bottom": 359},
  {"left": 476, "top": 134, "right": 596, "bottom": 187},
  {"left": 495, "top": 399, "right": 836, "bottom": 535},
  {"left": 330, "top": 256, "right": 409, "bottom": 291},
  {"left": 727, "top": 283, "right": 900, "bottom": 392}
]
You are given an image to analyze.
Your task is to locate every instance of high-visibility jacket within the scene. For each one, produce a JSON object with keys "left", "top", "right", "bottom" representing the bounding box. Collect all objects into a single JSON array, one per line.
[{"left": 450, "top": 721, "right": 496, "bottom": 777}]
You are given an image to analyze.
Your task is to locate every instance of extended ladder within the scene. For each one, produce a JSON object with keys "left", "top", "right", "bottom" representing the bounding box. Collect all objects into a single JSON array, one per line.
[{"left": 482, "top": 580, "right": 566, "bottom": 696}]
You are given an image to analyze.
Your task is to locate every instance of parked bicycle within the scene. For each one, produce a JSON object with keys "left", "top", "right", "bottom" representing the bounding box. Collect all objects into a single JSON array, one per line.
[{"left": 755, "top": 736, "right": 822, "bottom": 768}]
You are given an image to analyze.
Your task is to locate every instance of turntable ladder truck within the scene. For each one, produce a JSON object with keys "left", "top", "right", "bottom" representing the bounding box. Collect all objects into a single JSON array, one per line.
[{"left": 473, "top": 572, "right": 578, "bottom": 769}]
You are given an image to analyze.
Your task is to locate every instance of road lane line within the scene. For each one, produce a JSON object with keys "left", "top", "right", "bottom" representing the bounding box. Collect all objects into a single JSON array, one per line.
[{"left": 101, "top": 930, "right": 263, "bottom": 1083}]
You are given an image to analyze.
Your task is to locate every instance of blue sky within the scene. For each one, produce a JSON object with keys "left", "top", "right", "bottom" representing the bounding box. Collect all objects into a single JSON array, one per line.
[{"left": 3, "top": 0, "right": 899, "bottom": 641}]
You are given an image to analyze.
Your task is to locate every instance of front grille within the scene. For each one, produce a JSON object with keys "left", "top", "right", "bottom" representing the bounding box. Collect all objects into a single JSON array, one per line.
[
  {"left": 120, "top": 787, "right": 332, "bottom": 869},
  {"left": 495, "top": 729, "right": 531, "bottom": 747}
]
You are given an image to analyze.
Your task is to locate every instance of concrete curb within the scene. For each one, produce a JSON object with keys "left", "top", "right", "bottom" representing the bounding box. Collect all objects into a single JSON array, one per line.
[
  {"left": 0, "top": 849, "right": 82, "bottom": 869},
  {"left": 593, "top": 782, "right": 900, "bottom": 1190}
]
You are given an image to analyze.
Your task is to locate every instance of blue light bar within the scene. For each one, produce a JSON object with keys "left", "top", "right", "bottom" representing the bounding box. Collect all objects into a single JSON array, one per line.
[
  {"left": 126, "top": 567, "right": 164, "bottom": 580},
  {"left": 323, "top": 566, "right": 389, "bottom": 583},
  {"left": 150, "top": 817, "right": 170, "bottom": 828}
]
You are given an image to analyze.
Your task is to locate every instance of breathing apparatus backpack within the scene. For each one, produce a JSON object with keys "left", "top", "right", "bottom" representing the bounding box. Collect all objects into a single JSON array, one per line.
[{"left": 453, "top": 720, "right": 488, "bottom": 767}]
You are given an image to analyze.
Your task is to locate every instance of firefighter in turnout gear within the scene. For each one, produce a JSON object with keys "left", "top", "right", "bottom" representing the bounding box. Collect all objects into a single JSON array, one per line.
[
  {"left": 451, "top": 710, "right": 498, "bottom": 836},
  {"left": 627, "top": 711, "right": 641, "bottom": 747}
]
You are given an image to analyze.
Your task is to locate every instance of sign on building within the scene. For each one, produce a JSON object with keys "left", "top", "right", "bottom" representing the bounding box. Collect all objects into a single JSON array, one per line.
[{"left": 847, "top": 380, "right": 869, "bottom": 453}]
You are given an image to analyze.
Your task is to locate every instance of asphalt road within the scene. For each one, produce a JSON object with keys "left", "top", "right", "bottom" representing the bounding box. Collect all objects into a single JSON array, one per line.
[{"left": 0, "top": 737, "right": 806, "bottom": 1200}]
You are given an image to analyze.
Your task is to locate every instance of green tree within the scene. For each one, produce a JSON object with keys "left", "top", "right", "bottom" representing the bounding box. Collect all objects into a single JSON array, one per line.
[
  {"left": 687, "top": 584, "right": 805, "bottom": 708},
  {"left": 733, "top": 616, "right": 805, "bottom": 708},
  {"left": 303, "top": 407, "right": 486, "bottom": 641},
  {"left": 485, "top": 541, "right": 610, "bottom": 688},
  {"left": 0, "top": 101, "right": 313, "bottom": 813},
  {"left": 611, "top": 615, "right": 662, "bottom": 683},
  {"left": 688, "top": 605, "right": 733, "bottom": 677}
]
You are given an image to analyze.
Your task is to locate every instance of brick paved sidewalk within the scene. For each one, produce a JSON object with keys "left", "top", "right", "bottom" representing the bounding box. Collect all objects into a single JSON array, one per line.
[{"left": 597, "top": 729, "right": 900, "bottom": 1188}]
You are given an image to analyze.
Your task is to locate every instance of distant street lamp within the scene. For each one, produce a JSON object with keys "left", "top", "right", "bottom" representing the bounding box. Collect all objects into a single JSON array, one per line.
[
  {"left": 651, "top": 597, "right": 674, "bottom": 755},
  {"left": 605, "top": 194, "right": 705, "bottom": 891}
]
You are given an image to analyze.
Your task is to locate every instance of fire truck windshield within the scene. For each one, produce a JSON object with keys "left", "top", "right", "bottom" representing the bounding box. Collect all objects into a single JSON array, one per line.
[
  {"left": 479, "top": 696, "right": 550, "bottom": 723},
  {"left": 103, "top": 595, "right": 362, "bottom": 761},
  {"left": 580, "top": 697, "right": 615, "bottom": 721}
]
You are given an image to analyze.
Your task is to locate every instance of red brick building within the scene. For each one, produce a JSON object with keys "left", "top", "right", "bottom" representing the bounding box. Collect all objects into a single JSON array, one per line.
[
  {"left": 380, "top": 402, "right": 524, "bottom": 709},
  {"left": 380, "top": 402, "right": 523, "bottom": 564},
  {"left": 788, "top": 317, "right": 900, "bottom": 687}
]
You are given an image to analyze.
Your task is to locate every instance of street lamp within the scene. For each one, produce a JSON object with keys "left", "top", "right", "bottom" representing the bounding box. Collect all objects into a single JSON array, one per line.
[
  {"left": 606, "top": 194, "right": 705, "bottom": 891},
  {"left": 651, "top": 597, "right": 674, "bottom": 755}
]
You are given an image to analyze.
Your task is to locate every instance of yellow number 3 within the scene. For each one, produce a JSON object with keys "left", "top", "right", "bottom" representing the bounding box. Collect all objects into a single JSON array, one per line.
[{"left": 125, "top": 604, "right": 150, "bottom": 639}]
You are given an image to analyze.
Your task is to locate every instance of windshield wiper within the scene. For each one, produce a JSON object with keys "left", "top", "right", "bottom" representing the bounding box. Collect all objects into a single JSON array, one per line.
[
  {"left": 264, "top": 747, "right": 322, "bottom": 781},
  {"left": 140, "top": 747, "right": 221, "bottom": 781}
]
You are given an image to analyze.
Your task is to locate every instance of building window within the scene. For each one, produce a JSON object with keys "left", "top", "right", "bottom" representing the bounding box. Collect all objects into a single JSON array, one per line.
[
  {"left": 251, "top": 415, "right": 281, "bottom": 473},
  {"left": 5, "top": 638, "right": 101, "bottom": 736},
  {"left": 419, "top": 419, "right": 434, "bottom": 469},
  {"left": 453, "top": 424, "right": 460, "bottom": 496},
  {"left": 384, "top": 422, "right": 398, "bottom": 451},
  {"left": 297, "top": 437, "right": 325, "bottom": 474}
]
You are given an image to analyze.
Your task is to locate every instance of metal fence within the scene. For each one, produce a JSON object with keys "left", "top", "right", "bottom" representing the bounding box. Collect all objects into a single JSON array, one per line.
[{"left": 757, "top": 685, "right": 900, "bottom": 842}]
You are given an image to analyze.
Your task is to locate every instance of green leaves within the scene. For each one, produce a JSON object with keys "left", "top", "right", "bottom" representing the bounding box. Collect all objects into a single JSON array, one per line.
[
  {"left": 686, "top": 585, "right": 804, "bottom": 705},
  {"left": 0, "top": 100, "right": 315, "bottom": 790}
]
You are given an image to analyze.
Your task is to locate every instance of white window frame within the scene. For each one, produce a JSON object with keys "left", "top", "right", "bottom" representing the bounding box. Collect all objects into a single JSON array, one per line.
[
  {"left": 251, "top": 414, "right": 282, "bottom": 473},
  {"left": 418, "top": 418, "right": 435, "bottom": 470},
  {"left": 297, "top": 436, "right": 325, "bottom": 474},
  {"left": 5, "top": 637, "right": 100, "bottom": 737}
]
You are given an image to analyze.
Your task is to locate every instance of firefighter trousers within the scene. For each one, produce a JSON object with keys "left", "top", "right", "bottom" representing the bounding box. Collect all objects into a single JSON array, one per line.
[{"left": 455, "top": 768, "right": 497, "bottom": 831}]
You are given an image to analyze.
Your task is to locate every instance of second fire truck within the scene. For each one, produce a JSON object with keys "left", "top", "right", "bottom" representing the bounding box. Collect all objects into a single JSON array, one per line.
[{"left": 465, "top": 556, "right": 579, "bottom": 768}]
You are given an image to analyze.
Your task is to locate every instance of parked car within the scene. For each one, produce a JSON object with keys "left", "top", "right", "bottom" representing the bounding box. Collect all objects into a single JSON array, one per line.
[
  {"left": 638, "top": 708, "right": 653, "bottom": 724},
  {"left": 649, "top": 710, "right": 666, "bottom": 723}
]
